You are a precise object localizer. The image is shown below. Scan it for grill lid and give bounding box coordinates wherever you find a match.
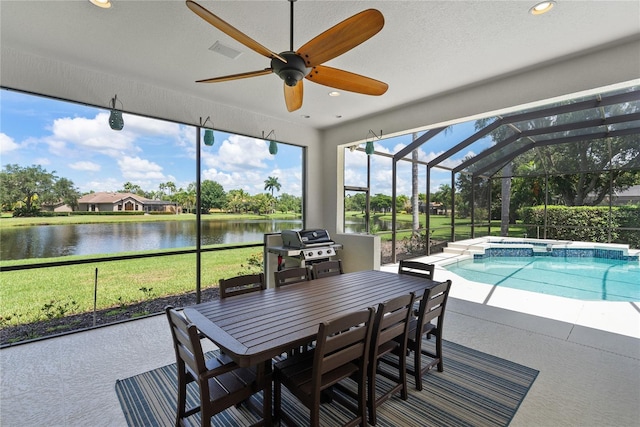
[281,229,333,248]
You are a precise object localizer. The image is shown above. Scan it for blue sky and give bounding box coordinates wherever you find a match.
[1,89,488,198]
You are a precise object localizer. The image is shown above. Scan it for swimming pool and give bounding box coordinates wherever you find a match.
[445,256,640,302]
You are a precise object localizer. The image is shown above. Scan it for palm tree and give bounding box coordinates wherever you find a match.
[264,176,281,197]
[264,176,281,214]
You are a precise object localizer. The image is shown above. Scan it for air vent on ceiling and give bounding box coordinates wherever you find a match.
[208,41,242,59]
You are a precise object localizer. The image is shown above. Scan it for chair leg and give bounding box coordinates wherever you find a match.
[400,349,408,400]
[273,377,281,423]
[367,362,377,425]
[175,369,187,427]
[357,372,367,427]
[414,342,423,391]
[436,333,444,372]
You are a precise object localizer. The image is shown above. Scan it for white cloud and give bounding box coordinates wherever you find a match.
[0,133,19,154]
[118,156,165,180]
[204,134,271,172]
[82,177,121,193]
[34,157,51,166]
[69,161,101,171]
[46,113,137,158]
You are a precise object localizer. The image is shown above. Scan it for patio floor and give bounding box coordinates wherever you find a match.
[1,262,639,426]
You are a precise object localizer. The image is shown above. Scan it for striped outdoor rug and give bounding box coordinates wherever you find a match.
[115,339,538,426]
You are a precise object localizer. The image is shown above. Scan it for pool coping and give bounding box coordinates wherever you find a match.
[381,237,640,341]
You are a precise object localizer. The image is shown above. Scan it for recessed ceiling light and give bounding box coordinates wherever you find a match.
[89,0,112,8]
[530,1,555,15]
[328,91,340,97]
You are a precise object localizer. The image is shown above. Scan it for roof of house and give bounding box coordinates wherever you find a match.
[77,192,150,204]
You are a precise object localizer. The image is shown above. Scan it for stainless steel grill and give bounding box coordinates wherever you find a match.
[267,229,342,264]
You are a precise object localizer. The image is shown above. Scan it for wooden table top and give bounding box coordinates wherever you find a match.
[184,270,436,367]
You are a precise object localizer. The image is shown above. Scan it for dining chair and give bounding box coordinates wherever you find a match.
[311,259,343,279]
[274,266,310,287]
[165,306,267,427]
[397,259,435,280]
[400,280,452,391]
[366,292,416,425]
[219,272,265,298]
[273,307,376,427]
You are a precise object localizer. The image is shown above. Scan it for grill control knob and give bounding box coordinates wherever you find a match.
[326,249,333,255]
[307,251,314,257]
[317,250,323,256]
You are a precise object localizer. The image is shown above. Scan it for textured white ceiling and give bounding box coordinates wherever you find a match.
[2,0,639,129]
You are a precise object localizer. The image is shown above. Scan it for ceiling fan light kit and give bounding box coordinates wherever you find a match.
[89,0,112,9]
[185,0,388,112]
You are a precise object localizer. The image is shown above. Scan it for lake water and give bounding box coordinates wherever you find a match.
[1,219,304,260]
[1,216,416,261]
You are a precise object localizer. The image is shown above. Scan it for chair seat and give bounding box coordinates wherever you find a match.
[275,352,360,396]
[406,319,436,340]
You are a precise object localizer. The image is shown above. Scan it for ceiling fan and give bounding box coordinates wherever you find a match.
[186,0,388,112]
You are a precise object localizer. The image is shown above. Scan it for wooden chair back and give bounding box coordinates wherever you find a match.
[407,280,452,390]
[165,306,266,425]
[313,307,374,381]
[273,307,375,427]
[219,272,265,298]
[311,259,343,279]
[274,267,310,287]
[416,279,451,331]
[398,259,435,280]
[366,292,416,424]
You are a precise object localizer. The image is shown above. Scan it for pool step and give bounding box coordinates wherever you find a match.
[443,241,485,256]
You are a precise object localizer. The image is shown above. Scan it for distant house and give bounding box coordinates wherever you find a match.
[40,200,74,213]
[76,192,180,214]
[612,185,640,205]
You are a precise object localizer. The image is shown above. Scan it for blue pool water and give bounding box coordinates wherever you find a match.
[445,256,640,301]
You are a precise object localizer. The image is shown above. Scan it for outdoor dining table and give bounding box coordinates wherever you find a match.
[184,269,437,367]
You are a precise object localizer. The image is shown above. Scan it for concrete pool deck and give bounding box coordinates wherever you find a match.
[381,237,640,353]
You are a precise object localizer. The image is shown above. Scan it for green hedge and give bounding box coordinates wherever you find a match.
[521,205,640,248]
[70,211,145,216]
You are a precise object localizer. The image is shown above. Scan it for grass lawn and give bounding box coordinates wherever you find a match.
[345,211,527,241]
[0,246,261,327]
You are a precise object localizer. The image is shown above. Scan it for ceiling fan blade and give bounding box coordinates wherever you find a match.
[284,81,303,112]
[186,0,286,63]
[296,9,384,67]
[306,65,388,95]
[196,68,273,83]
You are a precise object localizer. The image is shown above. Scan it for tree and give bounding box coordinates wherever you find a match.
[0,164,79,215]
[200,180,226,212]
[54,177,81,211]
[432,184,451,215]
[226,189,251,213]
[121,181,144,196]
[248,193,271,215]
[370,193,392,213]
[264,176,281,214]
[264,176,281,197]
[276,193,301,214]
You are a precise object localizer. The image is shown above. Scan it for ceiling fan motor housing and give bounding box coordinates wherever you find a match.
[272,51,311,86]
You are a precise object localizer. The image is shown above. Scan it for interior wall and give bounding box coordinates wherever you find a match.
[319,37,640,235]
